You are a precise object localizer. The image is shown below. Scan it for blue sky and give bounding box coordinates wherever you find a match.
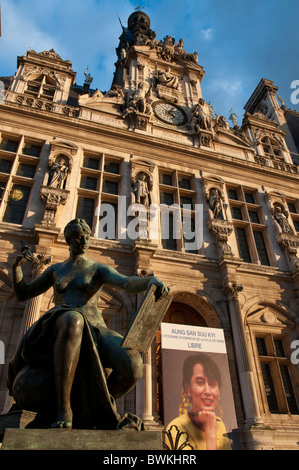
[0,0,298,123]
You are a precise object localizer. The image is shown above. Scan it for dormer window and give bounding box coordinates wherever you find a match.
[261,136,283,160]
[25,74,56,102]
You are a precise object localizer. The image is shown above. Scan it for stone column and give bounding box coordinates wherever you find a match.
[224,282,262,425]
[142,348,155,427]
[18,254,52,338]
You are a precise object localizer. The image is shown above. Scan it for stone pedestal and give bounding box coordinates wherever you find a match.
[0,410,162,451]
[1,428,162,451]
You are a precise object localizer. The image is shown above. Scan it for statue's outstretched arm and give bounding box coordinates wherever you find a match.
[98,264,169,299]
[12,254,55,301]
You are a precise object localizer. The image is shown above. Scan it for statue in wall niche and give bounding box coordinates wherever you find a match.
[208,188,227,221]
[8,218,170,430]
[273,204,293,234]
[133,172,151,206]
[48,157,68,189]
[190,98,212,132]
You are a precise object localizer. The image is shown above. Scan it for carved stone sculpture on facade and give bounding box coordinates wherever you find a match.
[266,192,299,271]
[208,188,228,221]
[191,98,212,131]
[122,83,153,130]
[156,67,179,89]
[48,158,68,189]
[203,178,233,257]
[133,173,151,206]
[190,98,213,148]
[273,204,293,234]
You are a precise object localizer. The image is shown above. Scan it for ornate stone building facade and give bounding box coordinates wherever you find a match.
[0,11,298,449]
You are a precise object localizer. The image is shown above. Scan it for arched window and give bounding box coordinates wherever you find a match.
[261,136,283,160]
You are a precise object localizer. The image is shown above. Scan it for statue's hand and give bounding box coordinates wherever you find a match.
[13,253,29,268]
[148,276,170,300]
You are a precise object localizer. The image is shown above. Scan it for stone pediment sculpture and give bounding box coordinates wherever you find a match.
[8,218,171,430]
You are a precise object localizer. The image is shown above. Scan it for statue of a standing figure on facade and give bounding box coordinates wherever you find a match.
[133,173,150,206]
[48,158,68,189]
[209,188,227,221]
[190,98,212,133]
[8,218,169,430]
[273,204,293,234]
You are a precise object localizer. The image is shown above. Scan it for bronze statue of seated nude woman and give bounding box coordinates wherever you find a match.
[8,218,169,430]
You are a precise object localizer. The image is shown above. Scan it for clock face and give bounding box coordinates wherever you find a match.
[153,101,187,126]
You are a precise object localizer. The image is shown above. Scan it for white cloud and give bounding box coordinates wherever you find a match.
[201,28,213,41]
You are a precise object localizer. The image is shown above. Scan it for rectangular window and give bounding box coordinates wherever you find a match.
[256,333,299,415]
[245,192,255,204]
[228,188,238,200]
[159,173,173,186]
[248,210,260,224]
[0,138,19,153]
[232,207,243,220]
[228,186,271,266]
[83,155,100,170]
[22,143,42,157]
[161,213,177,251]
[256,337,268,356]
[236,227,251,262]
[77,153,123,236]
[160,192,174,206]
[260,363,280,413]
[102,180,119,195]
[3,185,31,224]
[16,163,36,178]
[159,169,197,253]
[104,161,120,175]
[0,158,13,173]
[279,365,299,414]
[253,231,270,266]
[80,175,98,191]
[287,202,297,214]
[178,177,192,190]
[180,195,194,210]
[76,197,95,230]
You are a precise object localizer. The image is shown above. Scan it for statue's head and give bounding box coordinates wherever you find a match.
[64,218,91,245]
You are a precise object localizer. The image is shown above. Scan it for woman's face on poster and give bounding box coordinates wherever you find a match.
[185,363,221,413]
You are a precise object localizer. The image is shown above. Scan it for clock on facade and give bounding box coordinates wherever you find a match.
[153,101,187,126]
